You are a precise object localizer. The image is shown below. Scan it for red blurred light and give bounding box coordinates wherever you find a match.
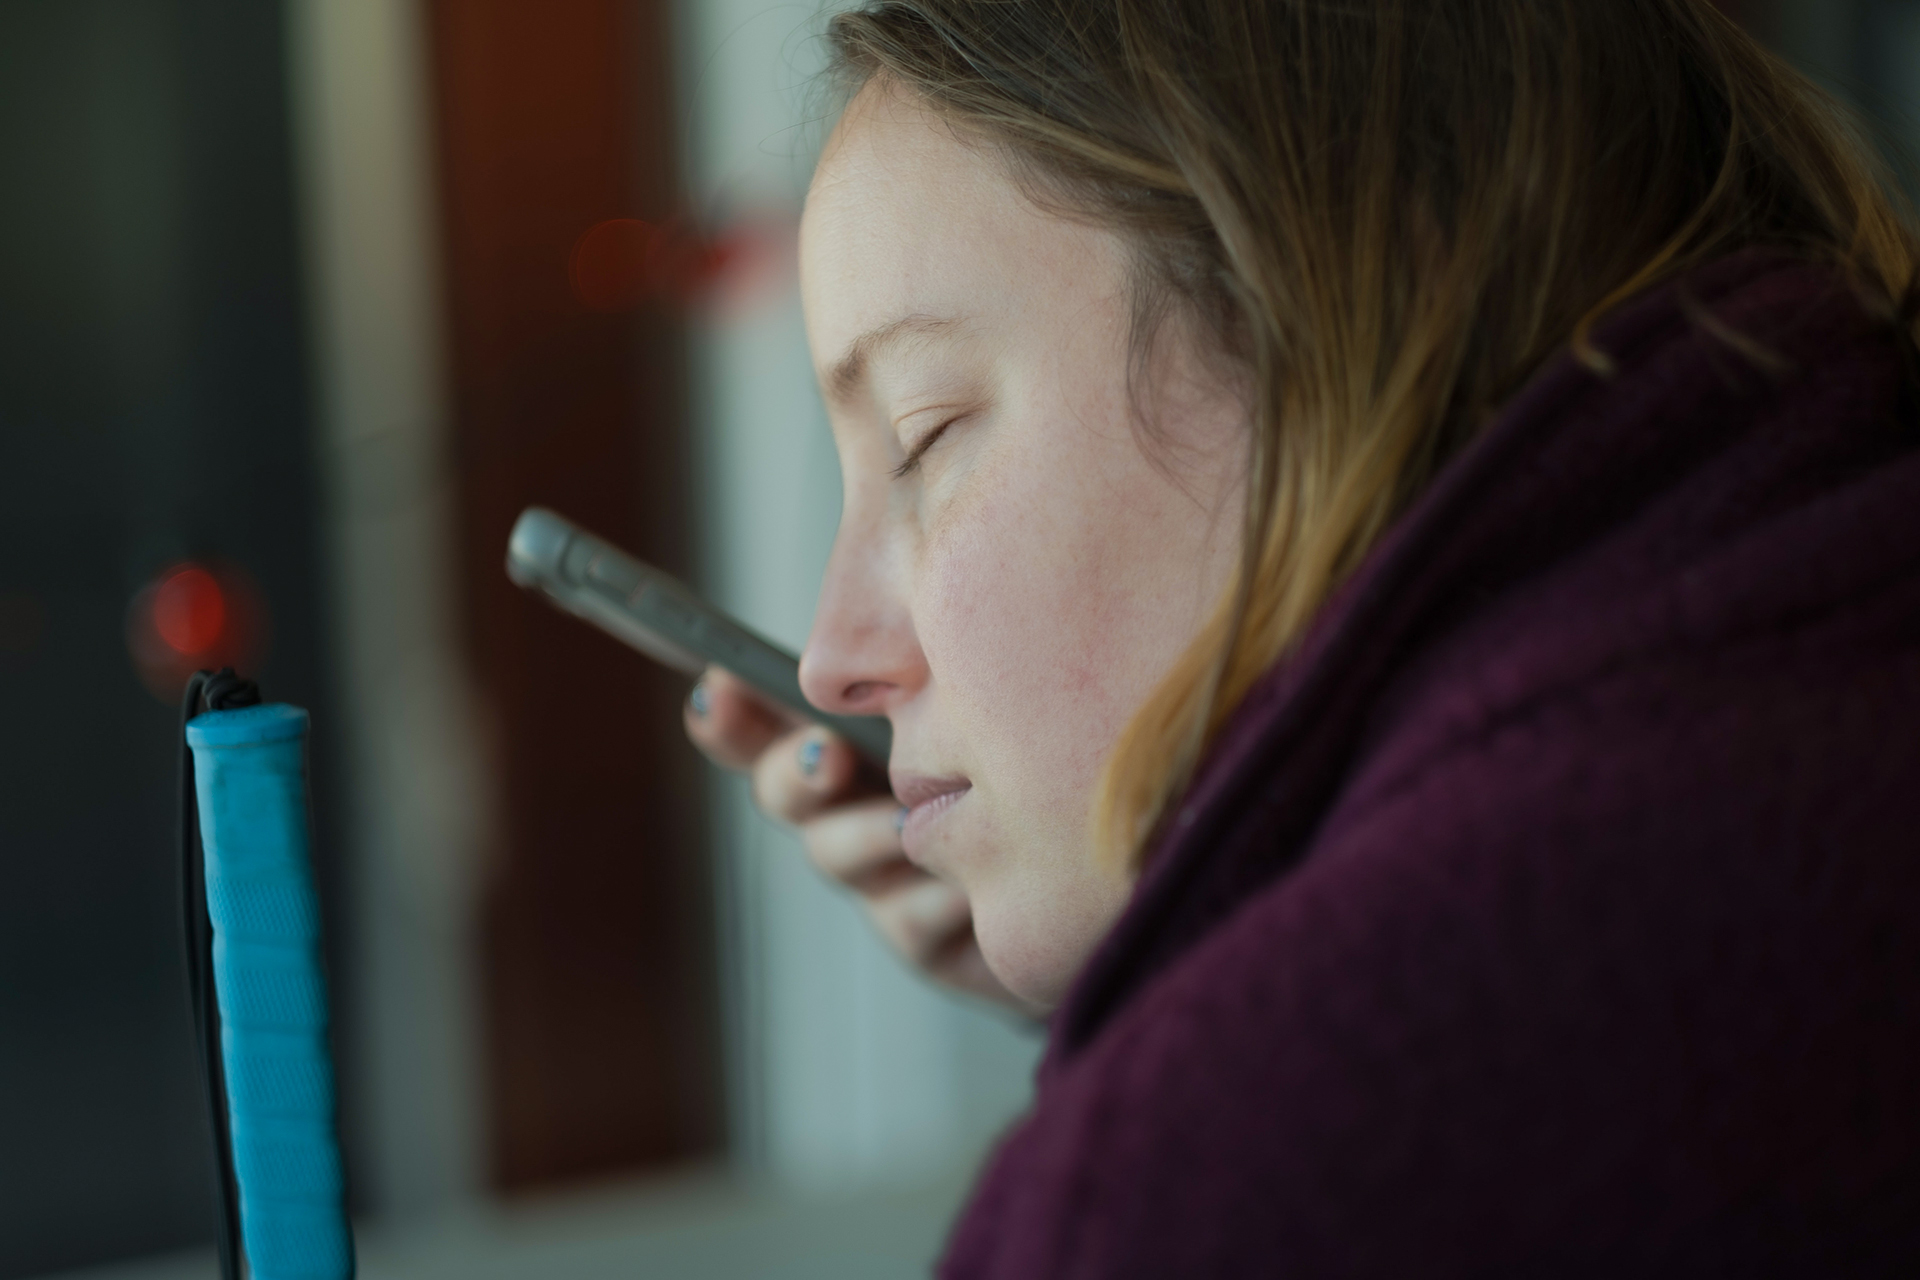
[152,566,227,655]
[569,214,787,314]
[125,559,266,703]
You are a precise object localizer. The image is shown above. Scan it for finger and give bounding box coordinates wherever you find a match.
[866,877,975,969]
[684,666,801,771]
[799,798,914,887]
[751,725,874,824]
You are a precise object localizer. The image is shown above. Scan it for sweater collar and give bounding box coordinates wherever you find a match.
[1049,250,1893,1063]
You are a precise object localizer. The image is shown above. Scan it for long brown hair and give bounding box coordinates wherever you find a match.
[825,0,1920,870]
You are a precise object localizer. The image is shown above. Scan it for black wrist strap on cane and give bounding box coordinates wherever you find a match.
[180,667,260,1280]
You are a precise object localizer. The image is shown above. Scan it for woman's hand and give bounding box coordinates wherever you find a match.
[684,666,1031,1011]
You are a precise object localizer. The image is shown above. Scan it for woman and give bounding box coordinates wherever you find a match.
[688,0,1920,1271]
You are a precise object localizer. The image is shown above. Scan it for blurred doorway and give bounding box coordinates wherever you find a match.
[424,0,723,1192]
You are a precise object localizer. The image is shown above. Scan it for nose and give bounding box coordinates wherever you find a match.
[799,520,923,718]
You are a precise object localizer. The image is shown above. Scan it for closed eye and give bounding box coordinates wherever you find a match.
[890,416,961,479]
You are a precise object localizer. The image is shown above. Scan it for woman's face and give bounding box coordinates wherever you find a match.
[798,85,1247,1009]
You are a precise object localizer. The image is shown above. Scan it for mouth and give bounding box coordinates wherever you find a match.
[891,772,972,862]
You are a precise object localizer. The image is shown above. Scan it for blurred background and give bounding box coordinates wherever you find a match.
[0,1,1915,1277]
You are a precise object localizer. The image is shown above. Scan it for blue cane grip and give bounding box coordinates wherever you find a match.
[186,704,354,1280]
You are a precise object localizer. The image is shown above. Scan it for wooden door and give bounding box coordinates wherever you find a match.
[426,0,722,1191]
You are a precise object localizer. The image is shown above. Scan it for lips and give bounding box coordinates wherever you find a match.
[891,771,972,861]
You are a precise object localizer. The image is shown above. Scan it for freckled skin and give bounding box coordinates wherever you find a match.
[797,84,1249,1009]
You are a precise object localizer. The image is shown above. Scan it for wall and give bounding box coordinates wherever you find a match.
[285,0,490,1220]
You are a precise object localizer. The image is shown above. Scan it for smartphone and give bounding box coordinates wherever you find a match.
[506,506,892,765]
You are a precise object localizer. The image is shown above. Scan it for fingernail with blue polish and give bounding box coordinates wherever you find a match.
[689,683,710,717]
[798,737,823,777]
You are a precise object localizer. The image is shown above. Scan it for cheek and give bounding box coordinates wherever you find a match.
[915,442,1193,824]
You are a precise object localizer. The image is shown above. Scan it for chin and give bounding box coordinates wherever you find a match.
[970,889,1089,1013]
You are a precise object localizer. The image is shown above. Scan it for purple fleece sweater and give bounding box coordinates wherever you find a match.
[942,253,1920,1277]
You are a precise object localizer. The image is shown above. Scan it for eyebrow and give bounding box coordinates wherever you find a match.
[825,314,965,404]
